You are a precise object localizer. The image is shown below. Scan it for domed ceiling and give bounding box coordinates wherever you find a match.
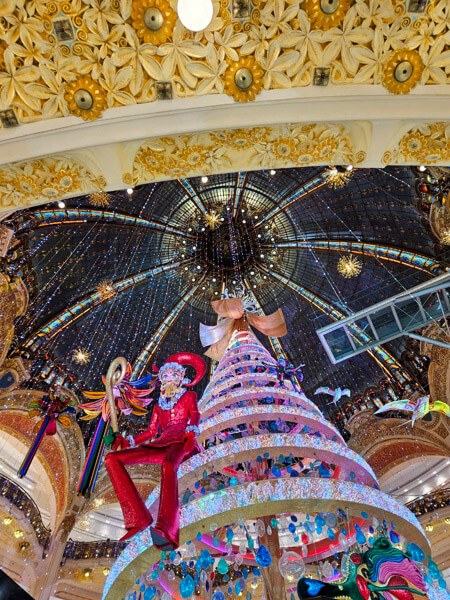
[5,166,446,415]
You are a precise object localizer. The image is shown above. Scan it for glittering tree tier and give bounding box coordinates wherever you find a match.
[103,328,432,600]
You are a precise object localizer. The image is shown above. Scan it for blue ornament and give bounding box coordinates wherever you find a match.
[408,542,425,563]
[213,537,220,547]
[316,526,322,535]
[151,570,159,580]
[361,511,368,519]
[235,582,241,595]
[141,585,146,592]
[272,466,281,477]
[217,558,228,575]
[389,530,400,544]
[255,545,272,567]
[356,529,366,545]
[180,574,195,599]
[288,523,296,534]
[257,456,262,463]
[327,528,335,541]
[212,592,225,600]
[226,528,234,540]
[144,587,156,600]
[230,476,238,486]
[438,578,447,589]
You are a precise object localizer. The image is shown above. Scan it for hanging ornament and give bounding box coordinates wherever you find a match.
[218,558,229,575]
[255,519,265,537]
[278,551,305,582]
[325,513,338,528]
[180,574,195,599]
[255,545,272,567]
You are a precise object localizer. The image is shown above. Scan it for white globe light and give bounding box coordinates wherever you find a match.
[177,0,213,31]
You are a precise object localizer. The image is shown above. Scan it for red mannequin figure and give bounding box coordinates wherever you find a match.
[105,352,206,550]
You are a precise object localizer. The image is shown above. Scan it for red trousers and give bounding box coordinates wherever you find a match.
[105,442,187,547]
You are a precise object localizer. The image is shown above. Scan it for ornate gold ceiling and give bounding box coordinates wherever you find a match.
[0,0,448,125]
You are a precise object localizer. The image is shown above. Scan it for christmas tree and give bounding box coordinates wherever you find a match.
[104,325,442,600]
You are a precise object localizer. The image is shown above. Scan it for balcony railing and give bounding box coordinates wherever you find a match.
[406,488,450,516]
[63,539,128,560]
[0,475,51,549]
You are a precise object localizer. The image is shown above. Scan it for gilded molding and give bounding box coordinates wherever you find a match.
[0,154,106,210]
[129,122,362,184]
[383,121,450,165]
[0,0,448,126]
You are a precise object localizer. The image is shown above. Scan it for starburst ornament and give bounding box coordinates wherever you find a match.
[73,348,91,365]
[97,280,116,298]
[337,255,362,278]
[205,211,222,229]
[88,191,110,207]
[325,167,352,189]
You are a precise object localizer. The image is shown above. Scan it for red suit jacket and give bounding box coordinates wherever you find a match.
[133,390,201,455]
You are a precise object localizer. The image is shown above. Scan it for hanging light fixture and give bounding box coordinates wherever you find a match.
[177,0,213,31]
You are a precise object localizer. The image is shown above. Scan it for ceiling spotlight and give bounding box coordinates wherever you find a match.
[232,280,236,284]
[201,176,209,184]
[242,220,246,223]
[269,169,276,175]
[188,227,192,232]
[212,278,216,282]
[57,201,66,208]
[419,165,426,172]
[201,227,205,231]
[253,285,257,288]
[202,286,206,290]
[177,0,213,31]
[250,271,255,275]
[214,291,218,295]
[260,254,264,258]
[257,234,261,238]
[254,215,259,219]
[346,165,353,171]
[127,188,133,194]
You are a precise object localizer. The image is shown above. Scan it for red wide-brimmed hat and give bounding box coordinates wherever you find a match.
[158,353,206,387]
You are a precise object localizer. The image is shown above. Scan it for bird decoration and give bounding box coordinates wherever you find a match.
[315,387,351,405]
[261,358,305,393]
[374,395,449,427]
[18,389,77,478]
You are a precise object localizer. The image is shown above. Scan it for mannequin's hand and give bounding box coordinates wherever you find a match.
[112,434,130,451]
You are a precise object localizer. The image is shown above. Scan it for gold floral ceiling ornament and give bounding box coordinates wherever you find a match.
[303,0,351,30]
[88,191,110,207]
[131,0,176,44]
[337,254,362,278]
[441,228,450,245]
[65,76,108,121]
[382,49,424,95]
[224,56,264,102]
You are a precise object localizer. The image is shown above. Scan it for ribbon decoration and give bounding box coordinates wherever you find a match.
[200,297,287,361]
[18,390,77,478]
